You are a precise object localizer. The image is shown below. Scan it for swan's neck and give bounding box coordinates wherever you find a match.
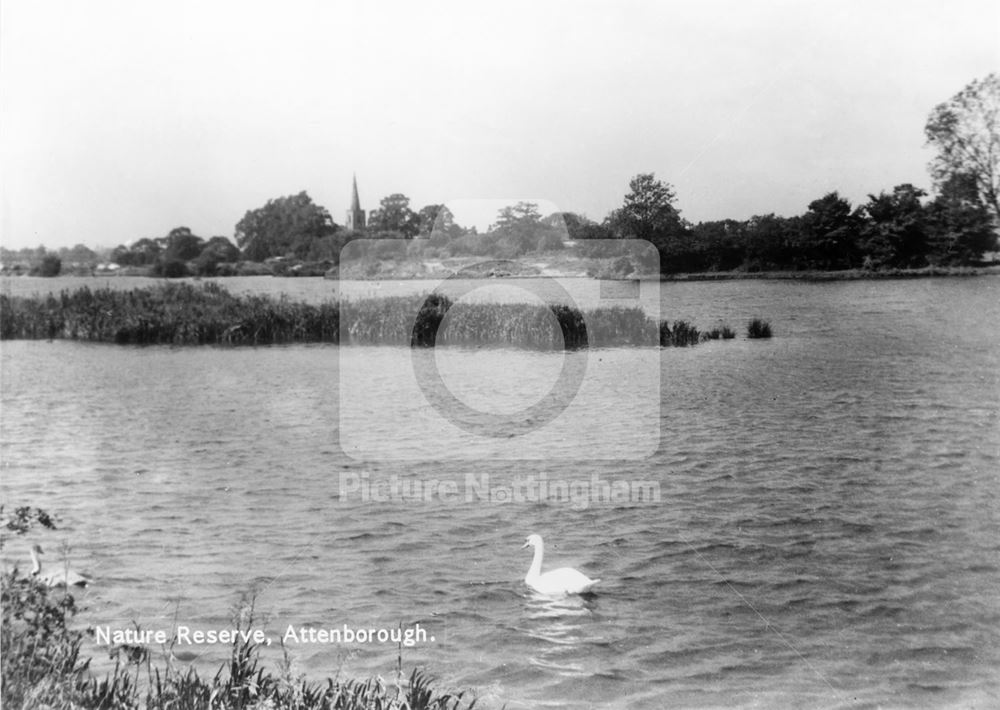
[29,549,41,576]
[526,543,544,580]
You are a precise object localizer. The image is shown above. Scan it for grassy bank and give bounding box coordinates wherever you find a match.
[0,283,756,348]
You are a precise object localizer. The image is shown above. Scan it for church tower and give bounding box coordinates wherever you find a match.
[345,174,366,231]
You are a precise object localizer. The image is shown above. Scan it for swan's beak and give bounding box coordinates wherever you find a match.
[521,540,530,549]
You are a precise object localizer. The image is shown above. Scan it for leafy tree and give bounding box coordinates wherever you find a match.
[798,192,862,269]
[491,201,543,231]
[566,214,614,246]
[491,202,542,252]
[57,244,97,265]
[201,236,240,262]
[162,227,205,262]
[31,253,62,277]
[860,184,929,268]
[936,171,981,204]
[545,211,580,236]
[925,73,1000,222]
[925,176,997,264]
[417,204,445,236]
[417,204,467,246]
[122,238,162,266]
[690,219,745,271]
[193,236,241,275]
[544,212,612,242]
[368,193,419,237]
[109,245,133,266]
[110,241,153,267]
[608,173,686,243]
[235,191,337,261]
[743,214,797,271]
[490,201,561,254]
[607,173,691,271]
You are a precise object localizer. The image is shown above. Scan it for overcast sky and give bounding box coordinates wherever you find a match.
[1,0,997,250]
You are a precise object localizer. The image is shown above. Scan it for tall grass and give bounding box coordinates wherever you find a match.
[0,283,757,349]
[0,569,476,710]
[747,318,773,338]
[658,320,700,347]
[0,282,340,345]
[700,325,736,341]
[1,506,476,709]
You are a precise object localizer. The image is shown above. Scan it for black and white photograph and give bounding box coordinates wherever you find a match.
[1,1,998,708]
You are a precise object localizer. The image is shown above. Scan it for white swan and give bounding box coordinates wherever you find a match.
[522,534,599,595]
[30,544,91,588]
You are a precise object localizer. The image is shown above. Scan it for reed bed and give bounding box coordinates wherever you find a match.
[747,318,773,338]
[659,320,701,347]
[0,283,755,349]
[0,282,339,345]
[701,325,736,341]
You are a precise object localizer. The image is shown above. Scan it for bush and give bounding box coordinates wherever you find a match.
[234,261,274,276]
[152,259,189,278]
[611,256,634,276]
[31,254,62,277]
[536,231,566,251]
[193,252,221,276]
[0,570,106,709]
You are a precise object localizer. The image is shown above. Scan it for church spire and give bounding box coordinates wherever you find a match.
[346,174,365,231]
[350,174,361,211]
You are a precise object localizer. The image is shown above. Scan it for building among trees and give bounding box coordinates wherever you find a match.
[345,174,366,231]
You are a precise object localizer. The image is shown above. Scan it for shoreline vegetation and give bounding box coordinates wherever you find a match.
[3,171,998,285]
[1,509,475,710]
[1,571,475,710]
[4,77,999,283]
[3,252,999,283]
[0,283,772,348]
[658,263,1000,281]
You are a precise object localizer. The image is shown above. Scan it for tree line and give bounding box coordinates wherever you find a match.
[5,73,997,276]
[573,173,995,273]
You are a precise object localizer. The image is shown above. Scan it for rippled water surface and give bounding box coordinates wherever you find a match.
[2,276,999,708]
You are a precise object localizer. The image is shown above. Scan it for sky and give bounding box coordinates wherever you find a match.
[1,0,997,250]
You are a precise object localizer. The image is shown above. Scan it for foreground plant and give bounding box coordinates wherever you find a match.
[1,568,477,709]
[0,509,476,709]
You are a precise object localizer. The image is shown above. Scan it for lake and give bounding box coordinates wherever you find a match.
[1,274,998,708]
